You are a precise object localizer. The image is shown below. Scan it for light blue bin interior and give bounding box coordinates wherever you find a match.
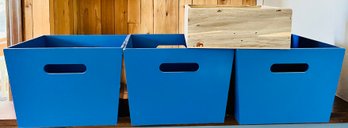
[235,35,346,124]
[4,35,127,127]
[124,34,234,126]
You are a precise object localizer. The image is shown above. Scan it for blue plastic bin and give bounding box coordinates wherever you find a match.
[124,34,234,126]
[235,35,345,124]
[4,35,127,127]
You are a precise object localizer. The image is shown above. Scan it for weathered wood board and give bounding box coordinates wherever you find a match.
[185,5,292,49]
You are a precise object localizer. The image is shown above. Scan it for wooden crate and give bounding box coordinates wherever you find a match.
[185,5,292,49]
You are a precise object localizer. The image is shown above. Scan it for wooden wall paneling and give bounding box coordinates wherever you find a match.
[154,0,179,34]
[127,0,141,33]
[231,0,243,6]
[50,0,75,34]
[22,0,33,40]
[179,0,192,33]
[22,0,257,37]
[32,0,50,37]
[49,0,54,34]
[218,0,231,5]
[115,0,128,34]
[218,0,243,6]
[192,0,217,5]
[101,0,115,34]
[76,0,102,34]
[140,0,154,34]
[242,0,256,6]
[72,0,78,34]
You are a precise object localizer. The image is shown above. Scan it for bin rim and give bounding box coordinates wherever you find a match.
[7,35,128,49]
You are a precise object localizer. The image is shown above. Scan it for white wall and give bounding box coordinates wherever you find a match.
[334,0,348,101]
[261,0,335,44]
[261,0,348,101]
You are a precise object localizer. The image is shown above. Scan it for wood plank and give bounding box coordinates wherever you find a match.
[72,0,78,34]
[128,23,140,34]
[76,0,102,34]
[50,0,74,34]
[218,0,243,6]
[32,0,50,37]
[115,0,128,34]
[242,0,256,6]
[154,0,179,34]
[101,0,115,34]
[179,0,192,33]
[192,0,217,5]
[22,0,33,40]
[186,6,292,49]
[0,120,16,127]
[218,0,230,5]
[231,0,243,6]
[127,0,141,33]
[140,0,154,34]
[49,0,54,34]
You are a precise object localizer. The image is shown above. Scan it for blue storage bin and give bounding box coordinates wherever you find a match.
[4,35,127,127]
[124,34,234,126]
[235,35,345,124]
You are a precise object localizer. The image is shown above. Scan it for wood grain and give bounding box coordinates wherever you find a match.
[192,0,217,5]
[179,0,193,33]
[50,0,74,34]
[20,0,256,101]
[22,0,255,36]
[23,0,33,40]
[186,6,292,49]
[128,0,141,33]
[115,0,128,34]
[140,0,154,34]
[76,0,102,34]
[154,0,179,34]
[101,0,115,34]
[243,0,256,6]
[218,0,243,6]
[32,0,50,37]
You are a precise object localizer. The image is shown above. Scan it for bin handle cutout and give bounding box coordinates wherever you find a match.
[160,63,199,72]
[44,64,87,74]
[270,63,308,73]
